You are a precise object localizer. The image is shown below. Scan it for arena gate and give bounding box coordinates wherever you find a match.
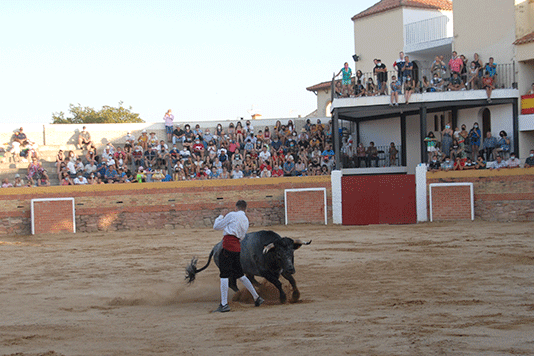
[340,173,416,225]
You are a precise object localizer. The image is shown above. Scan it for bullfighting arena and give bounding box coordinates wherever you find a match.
[1,221,533,356]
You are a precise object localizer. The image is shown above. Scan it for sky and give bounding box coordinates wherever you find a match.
[0,0,377,125]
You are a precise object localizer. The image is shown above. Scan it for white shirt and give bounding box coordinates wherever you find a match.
[213,210,249,240]
[74,176,88,185]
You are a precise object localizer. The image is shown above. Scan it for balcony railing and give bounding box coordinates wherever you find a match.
[331,62,517,99]
[404,15,450,47]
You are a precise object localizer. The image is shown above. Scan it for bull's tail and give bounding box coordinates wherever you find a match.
[185,249,214,284]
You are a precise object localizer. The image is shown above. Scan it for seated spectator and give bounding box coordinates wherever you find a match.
[482,71,495,102]
[506,152,521,168]
[2,178,14,188]
[490,155,508,170]
[172,125,185,146]
[467,61,481,89]
[271,164,283,177]
[420,76,430,93]
[137,129,149,151]
[132,145,144,168]
[430,73,444,92]
[428,155,441,171]
[152,168,165,182]
[524,149,534,168]
[485,57,497,80]
[135,167,146,183]
[453,156,464,170]
[144,146,158,168]
[74,172,88,185]
[390,75,401,106]
[464,158,476,170]
[366,142,379,167]
[448,72,465,91]
[148,132,159,147]
[475,156,487,169]
[231,165,244,179]
[356,143,366,167]
[283,155,295,176]
[27,157,42,183]
[13,174,25,187]
[61,172,74,186]
[13,127,31,147]
[492,131,510,159]
[482,131,497,161]
[104,162,118,183]
[366,78,377,96]
[404,75,415,104]
[294,159,306,176]
[441,156,453,171]
[527,83,534,96]
[353,80,366,97]
[321,144,334,161]
[84,159,97,177]
[124,130,135,147]
[78,126,93,149]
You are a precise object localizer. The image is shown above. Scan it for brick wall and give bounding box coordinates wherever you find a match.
[429,185,472,221]
[427,168,534,222]
[286,189,326,224]
[0,176,331,236]
[32,199,75,234]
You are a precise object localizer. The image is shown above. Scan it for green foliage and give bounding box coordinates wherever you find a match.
[51,102,144,124]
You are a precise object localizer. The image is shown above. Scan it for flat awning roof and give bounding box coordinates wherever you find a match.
[332,89,519,122]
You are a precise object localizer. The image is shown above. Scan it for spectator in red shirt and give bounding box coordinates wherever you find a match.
[448,51,464,74]
[272,164,283,177]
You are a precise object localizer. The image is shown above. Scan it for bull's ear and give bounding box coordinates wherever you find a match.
[263,243,275,254]
[293,239,312,250]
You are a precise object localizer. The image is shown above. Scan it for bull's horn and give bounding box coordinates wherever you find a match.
[263,243,275,254]
[294,239,312,245]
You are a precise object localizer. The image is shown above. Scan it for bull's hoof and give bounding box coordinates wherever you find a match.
[290,290,300,303]
[280,294,287,304]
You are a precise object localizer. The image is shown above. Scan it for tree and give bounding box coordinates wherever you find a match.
[51,102,145,124]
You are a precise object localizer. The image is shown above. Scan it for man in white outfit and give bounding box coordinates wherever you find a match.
[212,200,264,312]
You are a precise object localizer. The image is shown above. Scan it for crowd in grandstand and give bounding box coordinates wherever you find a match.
[335,51,500,103]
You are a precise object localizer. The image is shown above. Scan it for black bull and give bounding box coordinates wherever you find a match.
[185,230,311,303]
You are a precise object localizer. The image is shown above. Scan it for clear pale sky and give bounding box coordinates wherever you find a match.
[0,0,377,125]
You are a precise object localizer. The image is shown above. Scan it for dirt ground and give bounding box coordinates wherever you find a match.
[1,221,534,356]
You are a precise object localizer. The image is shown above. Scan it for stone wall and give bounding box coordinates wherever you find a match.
[427,168,534,222]
[0,176,331,236]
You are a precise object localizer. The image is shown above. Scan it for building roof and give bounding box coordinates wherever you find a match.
[306,80,332,92]
[514,31,534,45]
[352,0,452,21]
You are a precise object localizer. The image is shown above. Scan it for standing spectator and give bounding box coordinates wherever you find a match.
[163,109,174,142]
[468,123,481,160]
[78,126,93,150]
[373,59,388,95]
[492,130,510,159]
[482,131,497,161]
[388,142,398,166]
[402,55,413,84]
[506,153,521,168]
[431,56,446,78]
[390,75,401,106]
[448,51,464,75]
[424,132,438,162]
[366,142,379,167]
[467,61,481,89]
[524,149,534,168]
[335,62,352,98]
[441,123,453,158]
[482,71,495,102]
[459,54,468,83]
[393,51,405,82]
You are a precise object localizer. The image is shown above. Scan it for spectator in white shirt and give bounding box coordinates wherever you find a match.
[506,153,521,168]
[73,173,88,185]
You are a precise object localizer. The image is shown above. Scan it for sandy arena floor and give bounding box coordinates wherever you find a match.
[1,221,534,356]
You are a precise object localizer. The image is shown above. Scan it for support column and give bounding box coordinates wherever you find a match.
[400,113,407,166]
[332,110,341,169]
[513,98,519,157]
[451,107,458,129]
[420,105,427,163]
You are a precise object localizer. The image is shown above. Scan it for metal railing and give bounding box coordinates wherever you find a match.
[332,62,517,98]
[404,15,450,46]
[341,144,402,168]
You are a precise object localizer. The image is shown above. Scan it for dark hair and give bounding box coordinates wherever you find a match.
[236,200,247,210]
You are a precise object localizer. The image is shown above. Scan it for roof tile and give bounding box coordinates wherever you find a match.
[352,0,452,21]
[514,31,534,45]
